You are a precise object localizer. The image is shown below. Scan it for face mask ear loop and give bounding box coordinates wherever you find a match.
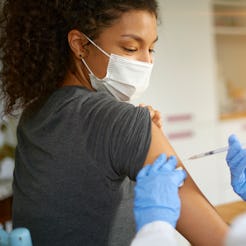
[81,57,95,76]
[83,34,110,58]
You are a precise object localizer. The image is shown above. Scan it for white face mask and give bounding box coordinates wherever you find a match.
[81,35,153,101]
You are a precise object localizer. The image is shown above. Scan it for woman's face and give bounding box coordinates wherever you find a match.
[83,10,158,79]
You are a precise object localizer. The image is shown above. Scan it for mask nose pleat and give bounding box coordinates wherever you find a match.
[107,54,153,86]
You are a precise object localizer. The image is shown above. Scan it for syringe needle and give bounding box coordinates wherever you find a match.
[187,143,246,160]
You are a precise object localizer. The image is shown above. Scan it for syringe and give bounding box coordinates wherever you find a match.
[187,143,246,160]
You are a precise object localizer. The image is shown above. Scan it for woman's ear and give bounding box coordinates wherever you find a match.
[68,30,89,59]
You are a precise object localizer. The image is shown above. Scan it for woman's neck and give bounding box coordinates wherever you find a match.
[61,69,94,90]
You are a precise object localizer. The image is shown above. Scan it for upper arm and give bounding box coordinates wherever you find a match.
[84,95,151,181]
[144,122,229,245]
[143,122,179,166]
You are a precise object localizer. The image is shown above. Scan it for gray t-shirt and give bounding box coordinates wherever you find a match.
[13,86,151,246]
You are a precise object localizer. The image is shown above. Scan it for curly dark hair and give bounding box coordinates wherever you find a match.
[0,0,159,115]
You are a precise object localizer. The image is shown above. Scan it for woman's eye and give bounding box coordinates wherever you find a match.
[123,47,137,52]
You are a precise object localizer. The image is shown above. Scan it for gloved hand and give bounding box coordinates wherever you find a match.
[0,228,8,246]
[134,154,187,231]
[0,228,32,246]
[226,134,246,201]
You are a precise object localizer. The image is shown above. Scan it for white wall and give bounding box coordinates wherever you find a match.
[134,0,218,123]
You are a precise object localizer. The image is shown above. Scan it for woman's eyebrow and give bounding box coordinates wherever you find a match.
[120,34,158,44]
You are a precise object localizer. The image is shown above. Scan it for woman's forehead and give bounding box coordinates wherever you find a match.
[98,10,157,43]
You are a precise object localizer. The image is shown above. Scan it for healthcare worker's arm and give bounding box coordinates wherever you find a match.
[226,134,246,200]
[143,123,229,246]
[131,154,186,246]
[224,213,246,246]
[224,135,246,246]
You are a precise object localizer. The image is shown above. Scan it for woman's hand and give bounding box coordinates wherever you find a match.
[139,104,162,129]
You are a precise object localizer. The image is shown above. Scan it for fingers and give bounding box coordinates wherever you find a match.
[136,164,151,180]
[139,104,152,119]
[150,154,167,173]
[148,155,177,175]
[158,156,186,187]
[139,104,162,129]
[137,154,185,189]
[145,105,155,119]
[173,169,187,187]
[137,154,167,180]
[227,135,242,163]
[160,156,177,172]
[152,110,162,128]
[228,149,246,170]
[228,134,240,146]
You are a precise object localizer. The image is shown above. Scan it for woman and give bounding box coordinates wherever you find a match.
[0,1,228,246]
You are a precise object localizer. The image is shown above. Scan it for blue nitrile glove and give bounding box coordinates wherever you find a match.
[0,228,32,246]
[9,228,33,246]
[226,134,246,201]
[0,228,8,246]
[134,154,187,231]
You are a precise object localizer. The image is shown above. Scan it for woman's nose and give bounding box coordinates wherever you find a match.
[138,51,153,64]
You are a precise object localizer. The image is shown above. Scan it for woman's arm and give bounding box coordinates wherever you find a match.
[144,122,228,246]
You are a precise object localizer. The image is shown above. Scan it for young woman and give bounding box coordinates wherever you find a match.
[0,1,228,245]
